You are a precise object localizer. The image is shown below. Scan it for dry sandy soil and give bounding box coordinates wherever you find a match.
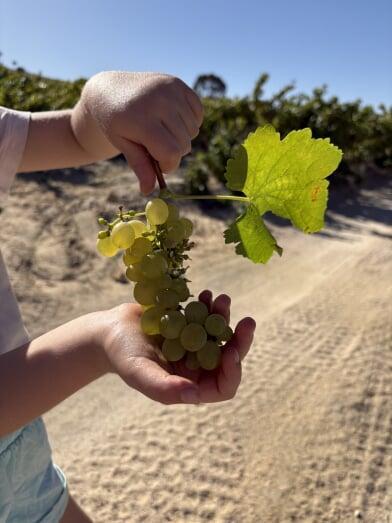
[1,163,391,522]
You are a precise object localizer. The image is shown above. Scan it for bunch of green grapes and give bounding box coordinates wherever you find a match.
[96,198,233,370]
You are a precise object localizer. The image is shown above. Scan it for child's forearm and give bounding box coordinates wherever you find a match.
[0,313,109,437]
[18,105,118,173]
[18,71,204,193]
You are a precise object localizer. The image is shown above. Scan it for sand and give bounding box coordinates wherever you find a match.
[1,163,391,522]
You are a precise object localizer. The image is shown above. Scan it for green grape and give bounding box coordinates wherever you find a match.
[180,218,193,238]
[141,306,165,335]
[197,341,221,370]
[154,273,172,290]
[97,230,109,240]
[205,313,227,337]
[166,203,180,223]
[185,352,200,370]
[166,220,186,245]
[171,278,190,301]
[184,301,209,324]
[159,311,186,339]
[156,289,180,309]
[141,253,168,279]
[133,281,158,305]
[129,219,147,238]
[126,263,144,282]
[145,198,169,225]
[123,249,140,266]
[162,338,185,362]
[131,237,153,258]
[217,325,234,343]
[96,236,118,257]
[180,323,207,352]
[111,221,136,249]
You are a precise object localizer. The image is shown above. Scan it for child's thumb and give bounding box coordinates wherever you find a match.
[125,358,200,405]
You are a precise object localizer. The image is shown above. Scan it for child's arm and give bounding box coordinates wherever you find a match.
[0,310,108,436]
[18,71,203,193]
[0,297,255,437]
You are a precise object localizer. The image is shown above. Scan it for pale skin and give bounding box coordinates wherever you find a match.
[2,71,256,522]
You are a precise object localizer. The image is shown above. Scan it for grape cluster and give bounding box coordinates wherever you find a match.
[96,198,233,370]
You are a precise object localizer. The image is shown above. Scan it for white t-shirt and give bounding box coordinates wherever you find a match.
[0,107,31,354]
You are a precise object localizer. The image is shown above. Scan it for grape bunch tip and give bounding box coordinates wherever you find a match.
[96,197,233,371]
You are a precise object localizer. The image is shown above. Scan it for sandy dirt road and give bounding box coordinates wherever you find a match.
[2,165,391,522]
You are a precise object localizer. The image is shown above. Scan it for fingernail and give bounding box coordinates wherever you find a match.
[233,349,240,364]
[181,387,200,404]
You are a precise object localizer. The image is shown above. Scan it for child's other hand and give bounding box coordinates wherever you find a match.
[100,292,255,405]
[80,71,203,194]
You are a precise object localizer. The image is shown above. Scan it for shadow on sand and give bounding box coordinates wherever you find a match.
[251,172,392,241]
[17,164,391,240]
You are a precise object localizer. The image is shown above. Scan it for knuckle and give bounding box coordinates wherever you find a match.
[168,75,183,89]
[158,74,182,93]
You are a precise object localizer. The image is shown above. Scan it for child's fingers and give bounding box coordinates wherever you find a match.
[226,317,256,361]
[127,357,199,405]
[216,345,242,400]
[212,294,231,323]
[178,104,200,139]
[161,113,192,156]
[198,291,231,322]
[198,290,213,311]
[182,84,204,126]
[140,123,182,174]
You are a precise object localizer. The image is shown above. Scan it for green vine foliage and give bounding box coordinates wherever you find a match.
[1,64,390,192]
[0,63,85,111]
[187,75,391,193]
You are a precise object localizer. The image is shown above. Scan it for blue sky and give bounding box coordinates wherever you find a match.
[0,0,391,107]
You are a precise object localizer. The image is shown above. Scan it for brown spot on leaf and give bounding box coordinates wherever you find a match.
[311,185,321,202]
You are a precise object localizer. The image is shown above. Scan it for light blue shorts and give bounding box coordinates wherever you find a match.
[0,417,68,523]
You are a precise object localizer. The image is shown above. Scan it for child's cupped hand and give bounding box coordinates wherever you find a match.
[79,71,204,194]
[99,291,256,405]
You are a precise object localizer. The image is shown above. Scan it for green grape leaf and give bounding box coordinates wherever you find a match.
[224,204,282,264]
[224,125,342,263]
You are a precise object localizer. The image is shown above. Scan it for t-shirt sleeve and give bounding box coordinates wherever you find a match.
[0,106,31,204]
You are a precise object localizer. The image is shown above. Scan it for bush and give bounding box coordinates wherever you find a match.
[0,64,85,111]
[189,74,391,192]
[1,63,390,192]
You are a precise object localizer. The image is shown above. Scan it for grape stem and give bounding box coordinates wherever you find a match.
[170,194,250,203]
[108,211,146,229]
[151,155,248,203]
[152,159,167,189]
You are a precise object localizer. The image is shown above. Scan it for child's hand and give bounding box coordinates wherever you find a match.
[77,71,204,194]
[101,292,256,405]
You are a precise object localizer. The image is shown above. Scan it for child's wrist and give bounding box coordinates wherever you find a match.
[80,311,115,377]
[71,79,119,160]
